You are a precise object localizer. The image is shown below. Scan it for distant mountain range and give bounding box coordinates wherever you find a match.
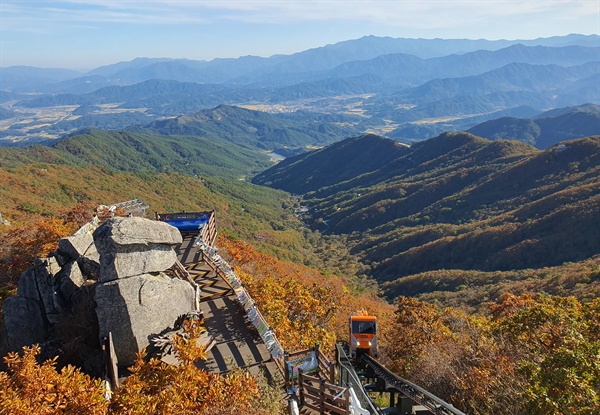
[254,132,600,288]
[1,35,598,146]
[467,104,600,148]
[3,34,597,91]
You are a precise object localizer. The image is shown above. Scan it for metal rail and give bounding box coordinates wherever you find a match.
[336,344,381,415]
[361,355,466,415]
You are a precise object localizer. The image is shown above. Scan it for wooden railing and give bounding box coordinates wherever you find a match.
[200,246,286,361]
[200,249,234,291]
[201,210,217,246]
[298,371,350,415]
[102,332,119,397]
[285,344,335,390]
[316,344,336,384]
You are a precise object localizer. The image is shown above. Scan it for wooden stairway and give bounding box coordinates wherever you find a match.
[185,260,233,301]
[175,232,283,386]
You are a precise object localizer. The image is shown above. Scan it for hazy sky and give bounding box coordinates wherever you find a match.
[1,0,598,70]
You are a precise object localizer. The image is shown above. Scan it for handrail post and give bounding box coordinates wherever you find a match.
[298,369,305,407]
[334,343,340,384]
[284,351,290,389]
[314,342,321,377]
[344,387,351,415]
[319,377,326,414]
[102,332,119,389]
[330,358,336,386]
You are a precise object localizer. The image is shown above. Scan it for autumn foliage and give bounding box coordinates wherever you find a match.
[382,294,600,415]
[0,345,109,415]
[0,218,79,287]
[0,319,282,415]
[0,201,95,295]
[219,236,394,353]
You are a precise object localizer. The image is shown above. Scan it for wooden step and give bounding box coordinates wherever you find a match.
[196,279,223,289]
[200,288,233,301]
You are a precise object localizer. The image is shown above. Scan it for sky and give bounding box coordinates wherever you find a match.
[1,0,599,70]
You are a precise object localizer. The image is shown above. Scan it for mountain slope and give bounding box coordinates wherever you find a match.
[467,104,600,148]
[0,128,272,179]
[257,132,600,286]
[252,134,411,193]
[53,128,272,178]
[137,105,357,153]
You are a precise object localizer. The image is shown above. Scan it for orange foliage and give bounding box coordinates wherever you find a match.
[109,315,274,414]
[110,355,263,415]
[1,319,280,415]
[219,236,394,353]
[0,217,79,286]
[380,296,451,374]
[0,345,108,415]
[383,294,600,415]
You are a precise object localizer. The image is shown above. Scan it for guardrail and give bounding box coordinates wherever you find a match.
[336,344,381,415]
[199,243,285,360]
[284,344,335,390]
[74,215,100,235]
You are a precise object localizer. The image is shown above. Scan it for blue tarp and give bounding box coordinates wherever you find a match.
[161,213,209,231]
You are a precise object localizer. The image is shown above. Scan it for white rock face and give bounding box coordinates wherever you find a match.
[93,217,194,366]
[95,273,195,366]
[93,217,182,282]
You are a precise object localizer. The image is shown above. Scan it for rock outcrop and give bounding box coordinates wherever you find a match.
[93,217,181,282]
[3,248,92,350]
[93,217,192,366]
[3,296,47,350]
[95,273,194,366]
[3,215,193,369]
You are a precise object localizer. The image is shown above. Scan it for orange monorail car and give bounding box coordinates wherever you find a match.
[349,310,378,359]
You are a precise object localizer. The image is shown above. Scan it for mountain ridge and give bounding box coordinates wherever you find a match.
[467,103,600,148]
[3,35,598,92]
[255,132,600,289]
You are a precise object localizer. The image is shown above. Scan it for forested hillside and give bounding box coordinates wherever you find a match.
[136,105,357,154]
[253,134,411,193]
[0,128,273,179]
[467,103,600,148]
[257,132,600,307]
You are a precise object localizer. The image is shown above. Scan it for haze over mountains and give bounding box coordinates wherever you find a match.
[3,34,598,90]
[1,34,598,147]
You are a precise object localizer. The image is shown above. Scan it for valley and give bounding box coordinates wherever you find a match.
[0,102,153,145]
[0,92,457,146]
